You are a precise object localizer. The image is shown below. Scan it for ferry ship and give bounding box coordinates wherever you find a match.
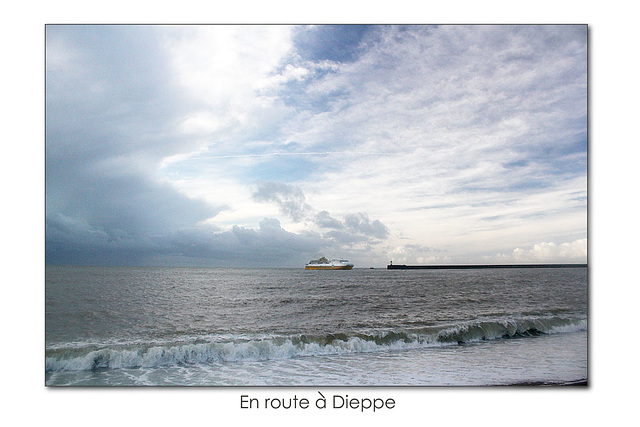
[305,257,354,270]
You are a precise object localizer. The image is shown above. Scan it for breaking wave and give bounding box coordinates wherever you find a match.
[46,315,586,372]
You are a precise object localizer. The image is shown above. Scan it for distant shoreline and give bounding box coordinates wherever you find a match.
[387,264,587,270]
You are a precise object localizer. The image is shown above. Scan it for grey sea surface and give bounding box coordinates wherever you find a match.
[45,266,587,386]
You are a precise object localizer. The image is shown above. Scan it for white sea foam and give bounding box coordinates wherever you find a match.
[45,330,589,386]
[45,315,587,372]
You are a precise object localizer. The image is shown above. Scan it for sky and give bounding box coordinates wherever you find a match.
[45,24,587,267]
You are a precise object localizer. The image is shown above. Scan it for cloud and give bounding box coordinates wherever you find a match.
[507,239,587,263]
[161,25,295,143]
[252,182,312,222]
[275,25,586,261]
[199,218,327,266]
[47,213,330,267]
[253,183,391,246]
[292,25,373,63]
[313,211,390,245]
[388,243,448,264]
[314,210,344,229]
[45,26,224,265]
[46,25,587,267]
[387,239,588,266]
[343,213,389,240]
[45,173,222,265]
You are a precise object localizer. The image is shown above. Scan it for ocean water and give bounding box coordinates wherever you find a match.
[45,266,588,386]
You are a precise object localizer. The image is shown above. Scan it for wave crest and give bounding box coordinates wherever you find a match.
[46,316,586,372]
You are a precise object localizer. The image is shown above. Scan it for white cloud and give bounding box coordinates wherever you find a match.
[497,238,587,263]
[271,25,586,263]
[252,182,312,222]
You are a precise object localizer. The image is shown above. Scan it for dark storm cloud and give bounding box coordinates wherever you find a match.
[46,26,190,162]
[46,26,221,265]
[224,218,325,261]
[47,215,328,267]
[153,218,329,267]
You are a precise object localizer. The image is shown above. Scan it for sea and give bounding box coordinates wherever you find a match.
[45,265,588,386]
